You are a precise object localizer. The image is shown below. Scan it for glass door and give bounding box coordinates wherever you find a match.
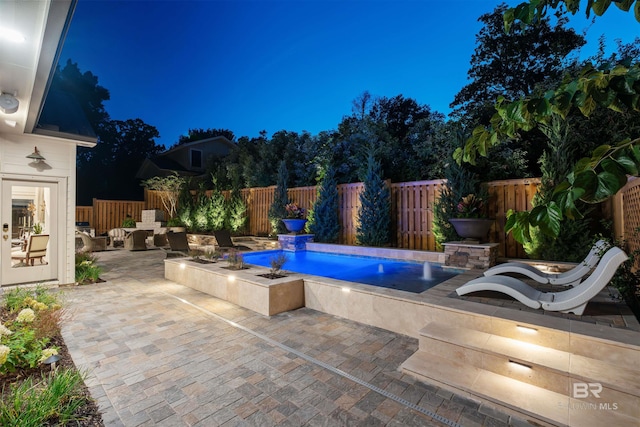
[1,179,58,285]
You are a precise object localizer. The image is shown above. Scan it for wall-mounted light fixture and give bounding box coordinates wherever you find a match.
[0,93,19,114]
[26,147,46,163]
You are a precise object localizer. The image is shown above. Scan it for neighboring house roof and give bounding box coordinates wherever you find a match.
[163,135,236,155]
[135,135,237,180]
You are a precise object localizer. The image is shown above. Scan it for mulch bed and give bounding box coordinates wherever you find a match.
[1,308,104,426]
[257,273,288,279]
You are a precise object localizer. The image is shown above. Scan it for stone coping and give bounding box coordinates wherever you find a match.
[306,242,446,263]
[442,241,500,249]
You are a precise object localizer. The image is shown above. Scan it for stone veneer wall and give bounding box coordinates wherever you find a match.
[442,242,499,270]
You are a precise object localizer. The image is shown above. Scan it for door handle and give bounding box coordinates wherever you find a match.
[2,235,7,241]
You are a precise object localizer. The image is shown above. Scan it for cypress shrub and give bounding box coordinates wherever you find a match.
[267,161,289,236]
[310,165,340,243]
[356,155,390,247]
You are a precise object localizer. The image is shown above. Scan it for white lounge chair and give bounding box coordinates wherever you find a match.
[483,239,609,286]
[456,246,628,315]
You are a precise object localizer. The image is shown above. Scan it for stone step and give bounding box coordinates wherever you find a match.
[401,351,639,426]
[417,322,640,399]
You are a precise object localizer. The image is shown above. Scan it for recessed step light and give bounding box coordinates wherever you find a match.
[509,359,533,369]
[516,325,538,333]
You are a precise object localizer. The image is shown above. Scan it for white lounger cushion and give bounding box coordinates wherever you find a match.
[483,239,609,286]
[457,246,628,315]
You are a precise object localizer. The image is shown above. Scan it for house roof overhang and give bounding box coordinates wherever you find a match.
[0,0,96,147]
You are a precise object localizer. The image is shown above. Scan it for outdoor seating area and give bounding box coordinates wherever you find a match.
[456,246,629,315]
[76,230,107,252]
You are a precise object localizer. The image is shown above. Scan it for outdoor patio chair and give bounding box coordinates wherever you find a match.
[124,230,148,251]
[456,246,628,315]
[483,239,609,286]
[153,231,169,247]
[212,229,251,251]
[11,234,49,266]
[77,231,108,252]
[166,231,190,257]
[108,228,127,248]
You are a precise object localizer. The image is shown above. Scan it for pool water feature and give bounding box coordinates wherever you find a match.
[241,250,458,293]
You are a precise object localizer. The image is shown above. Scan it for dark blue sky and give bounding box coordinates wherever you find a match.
[61,1,638,148]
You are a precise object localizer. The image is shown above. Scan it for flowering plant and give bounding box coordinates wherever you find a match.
[456,194,487,218]
[284,203,306,219]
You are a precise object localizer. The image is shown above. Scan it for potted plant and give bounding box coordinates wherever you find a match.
[282,203,307,234]
[448,193,494,241]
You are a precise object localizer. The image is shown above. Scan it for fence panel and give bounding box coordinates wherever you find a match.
[391,180,445,251]
[99,178,552,257]
[337,182,363,245]
[92,199,145,235]
[144,188,172,220]
[75,206,93,225]
[486,178,541,258]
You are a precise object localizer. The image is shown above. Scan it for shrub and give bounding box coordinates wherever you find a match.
[0,368,88,426]
[226,249,244,269]
[207,177,226,231]
[166,217,183,227]
[75,252,102,284]
[0,327,50,373]
[269,253,288,276]
[310,164,340,243]
[356,154,390,247]
[122,217,136,228]
[0,288,65,375]
[268,161,289,237]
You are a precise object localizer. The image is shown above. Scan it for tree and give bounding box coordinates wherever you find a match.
[50,59,110,132]
[174,128,235,146]
[369,95,441,182]
[503,0,640,30]
[77,118,162,203]
[267,161,289,236]
[458,1,640,245]
[356,155,391,247]
[310,165,340,243]
[451,4,585,124]
[141,173,185,220]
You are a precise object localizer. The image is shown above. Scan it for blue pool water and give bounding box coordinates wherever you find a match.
[241,250,458,293]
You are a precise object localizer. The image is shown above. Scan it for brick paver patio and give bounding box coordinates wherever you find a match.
[61,248,533,426]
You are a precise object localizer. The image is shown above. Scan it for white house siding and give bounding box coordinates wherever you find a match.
[0,133,78,286]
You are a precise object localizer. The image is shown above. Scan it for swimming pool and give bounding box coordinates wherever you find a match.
[240,250,458,293]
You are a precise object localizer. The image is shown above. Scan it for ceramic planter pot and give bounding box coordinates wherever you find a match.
[448,218,494,241]
[282,219,307,234]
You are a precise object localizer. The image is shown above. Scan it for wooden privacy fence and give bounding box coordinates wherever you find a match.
[76,199,145,236]
[79,178,545,257]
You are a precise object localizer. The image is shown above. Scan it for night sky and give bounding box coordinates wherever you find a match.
[60,0,639,148]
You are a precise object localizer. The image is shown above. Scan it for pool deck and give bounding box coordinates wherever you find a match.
[61,248,533,426]
[165,242,640,426]
[60,243,640,426]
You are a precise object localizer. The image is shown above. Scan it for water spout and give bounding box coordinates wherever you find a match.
[378,263,384,274]
[422,262,432,280]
